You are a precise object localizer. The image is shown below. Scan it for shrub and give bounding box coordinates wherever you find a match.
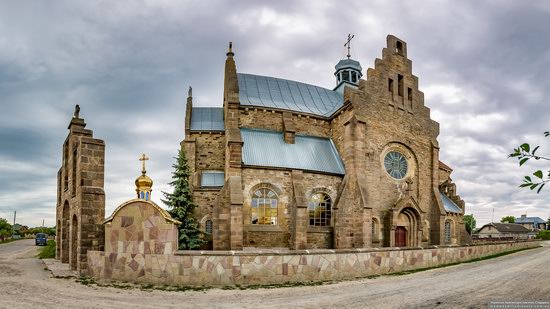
[535,230,550,240]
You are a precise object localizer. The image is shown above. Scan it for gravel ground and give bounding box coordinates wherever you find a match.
[1,239,549,309]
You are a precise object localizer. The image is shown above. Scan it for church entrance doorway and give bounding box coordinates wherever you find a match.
[395,226,407,247]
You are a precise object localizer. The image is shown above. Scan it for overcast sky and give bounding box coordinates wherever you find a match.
[1,0,549,228]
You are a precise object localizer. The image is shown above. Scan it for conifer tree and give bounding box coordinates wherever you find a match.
[162,149,205,250]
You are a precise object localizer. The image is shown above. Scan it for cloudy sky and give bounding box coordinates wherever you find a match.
[1,0,549,228]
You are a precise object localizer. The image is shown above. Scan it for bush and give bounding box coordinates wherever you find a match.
[535,230,550,240]
[37,240,56,259]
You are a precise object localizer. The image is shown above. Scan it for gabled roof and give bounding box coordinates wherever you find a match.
[481,223,530,233]
[190,107,224,131]
[439,192,462,214]
[237,73,343,117]
[240,128,345,175]
[515,216,546,224]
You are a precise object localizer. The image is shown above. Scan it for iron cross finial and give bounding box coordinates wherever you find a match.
[139,153,149,174]
[344,34,355,59]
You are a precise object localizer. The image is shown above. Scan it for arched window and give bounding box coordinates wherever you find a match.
[251,188,278,225]
[308,193,331,226]
[444,220,452,243]
[205,220,213,234]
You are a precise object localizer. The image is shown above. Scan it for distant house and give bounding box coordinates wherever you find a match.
[515,215,547,235]
[475,223,530,240]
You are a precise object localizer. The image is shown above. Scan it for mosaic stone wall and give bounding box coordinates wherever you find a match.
[87,240,539,286]
[104,199,180,255]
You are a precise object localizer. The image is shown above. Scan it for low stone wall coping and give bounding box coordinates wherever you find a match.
[173,240,537,256]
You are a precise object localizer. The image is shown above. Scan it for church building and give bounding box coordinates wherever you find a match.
[182,35,469,250]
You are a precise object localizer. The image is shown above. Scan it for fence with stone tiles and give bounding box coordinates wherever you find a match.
[87,240,539,286]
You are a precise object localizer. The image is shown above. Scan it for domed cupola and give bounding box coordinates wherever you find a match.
[135,154,153,201]
[334,34,363,94]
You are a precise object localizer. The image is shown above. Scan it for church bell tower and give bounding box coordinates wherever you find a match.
[334,34,363,94]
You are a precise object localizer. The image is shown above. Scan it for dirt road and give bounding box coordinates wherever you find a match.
[1,239,549,309]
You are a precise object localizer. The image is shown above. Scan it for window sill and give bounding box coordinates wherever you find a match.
[245,225,283,232]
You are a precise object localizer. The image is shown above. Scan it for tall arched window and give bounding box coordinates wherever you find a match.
[251,188,278,225]
[308,193,331,226]
[444,220,452,243]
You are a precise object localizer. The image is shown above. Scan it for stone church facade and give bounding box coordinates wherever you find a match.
[183,35,468,250]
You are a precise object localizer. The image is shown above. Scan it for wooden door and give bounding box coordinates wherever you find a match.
[395,226,407,247]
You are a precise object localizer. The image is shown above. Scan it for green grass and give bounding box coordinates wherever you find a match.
[0,238,17,245]
[37,240,56,259]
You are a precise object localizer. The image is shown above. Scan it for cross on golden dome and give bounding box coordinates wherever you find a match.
[139,153,149,175]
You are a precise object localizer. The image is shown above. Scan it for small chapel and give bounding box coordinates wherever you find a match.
[183,34,470,250]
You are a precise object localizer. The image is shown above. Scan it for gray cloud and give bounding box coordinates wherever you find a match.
[1,0,549,228]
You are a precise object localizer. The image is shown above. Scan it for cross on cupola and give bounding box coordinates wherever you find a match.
[135,153,153,201]
[333,34,363,93]
[344,34,354,59]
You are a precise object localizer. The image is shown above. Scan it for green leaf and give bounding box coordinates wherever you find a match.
[525,176,532,182]
[519,158,529,166]
[521,143,530,153]
[530,184,539,190]
[519,183,532,188]
[534,170,543,179]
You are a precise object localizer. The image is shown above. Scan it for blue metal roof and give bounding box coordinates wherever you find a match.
[440,192,462,214]
[237,73,343,117]
[515,216,546,224]
[201,171,225,187]
[190,107,224,131]
[240,128,345,175]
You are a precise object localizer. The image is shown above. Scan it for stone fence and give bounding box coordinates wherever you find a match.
[87,240,539,286]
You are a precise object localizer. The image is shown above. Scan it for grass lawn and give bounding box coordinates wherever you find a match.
[37,240,56,259]
[0,238,17,245]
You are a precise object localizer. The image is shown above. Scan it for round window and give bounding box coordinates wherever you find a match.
[384,151,408,179]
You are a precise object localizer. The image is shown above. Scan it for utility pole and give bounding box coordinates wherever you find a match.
[13,210,16,226]
[42,219,44,228]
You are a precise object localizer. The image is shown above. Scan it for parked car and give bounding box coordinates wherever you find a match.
[35,233,48,246]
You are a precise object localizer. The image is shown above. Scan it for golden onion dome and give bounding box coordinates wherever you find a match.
[135,173,153,190]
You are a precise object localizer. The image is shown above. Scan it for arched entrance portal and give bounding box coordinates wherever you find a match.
[394,207,421,247]
[70,214,78,270]
[61,201,70,263]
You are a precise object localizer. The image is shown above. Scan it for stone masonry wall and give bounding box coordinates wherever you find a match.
[87,240,540,287]
[241,168,342,249]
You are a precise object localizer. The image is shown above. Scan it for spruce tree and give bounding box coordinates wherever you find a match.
[162,149,205,250]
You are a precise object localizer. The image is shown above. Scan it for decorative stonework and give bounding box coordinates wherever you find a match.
[104,199,180,255]
[55,105,105,274]
[87,240,539,286]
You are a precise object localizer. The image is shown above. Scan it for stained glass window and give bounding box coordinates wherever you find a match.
[251,188,278,225]
[384,151,408,179]
[308,193,331,226]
